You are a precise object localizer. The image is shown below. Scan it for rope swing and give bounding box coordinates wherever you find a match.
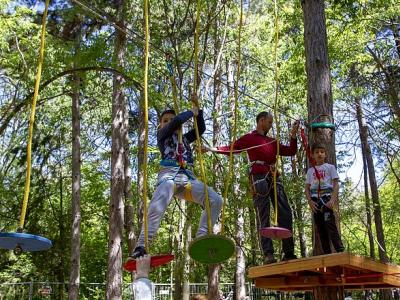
[0,0,52,254]
[124,0,175,272]
[188,0,235,265]
[259,0,292,240]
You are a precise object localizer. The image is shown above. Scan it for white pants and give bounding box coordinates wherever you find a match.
[131,278,153,299]
[137,177,223,247]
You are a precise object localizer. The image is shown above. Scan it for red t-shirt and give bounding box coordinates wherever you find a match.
[216,130,297,174]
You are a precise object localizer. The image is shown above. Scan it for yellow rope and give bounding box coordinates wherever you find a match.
[221,0,243,234]
[19,0,51,230]
[143,0,150,251]
[272,0,280,226]
[192,0,212,234]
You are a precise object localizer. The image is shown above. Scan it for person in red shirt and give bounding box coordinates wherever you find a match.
[205,111,299,264]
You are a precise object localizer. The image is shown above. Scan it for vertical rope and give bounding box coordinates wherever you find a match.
[19,0,51,230]
[143,0,150,251]
[221,0,243,234]
[272,0,280,226]
[191,0,212,234]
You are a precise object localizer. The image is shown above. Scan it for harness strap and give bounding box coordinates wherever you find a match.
[249,160,276,174]
[173,182,194,202]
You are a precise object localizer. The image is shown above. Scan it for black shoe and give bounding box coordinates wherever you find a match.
[130,246,147,259]
[282,253,297,261]
[263,253,277,264]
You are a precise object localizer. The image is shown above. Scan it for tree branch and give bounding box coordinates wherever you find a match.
[0,66,141,136]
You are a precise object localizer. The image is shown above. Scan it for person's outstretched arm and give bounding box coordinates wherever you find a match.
[157,109,196,143]
[184,108,206,143]
[279,121,299,156]
[204,133,251,156]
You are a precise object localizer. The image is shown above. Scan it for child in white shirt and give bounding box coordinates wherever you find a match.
[305,144,344,254]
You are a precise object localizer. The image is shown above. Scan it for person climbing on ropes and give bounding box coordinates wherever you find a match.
[130,95,223,259]
[305,143,344,254]
[204,111,299,264]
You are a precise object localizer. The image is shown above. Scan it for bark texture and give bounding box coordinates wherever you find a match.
[354,97,388,263]
[302,0,343,298]
[68,70,81,300]
[106,0,127,298]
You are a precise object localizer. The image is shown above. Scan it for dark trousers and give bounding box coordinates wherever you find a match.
[252,174,294,256]
[312,196,344,254]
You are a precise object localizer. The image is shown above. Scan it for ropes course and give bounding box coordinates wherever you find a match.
[0,0,52,254]
[258,0,292,241]
[2,1,399,296]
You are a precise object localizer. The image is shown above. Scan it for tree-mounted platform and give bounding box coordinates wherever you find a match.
[248,252,400,291]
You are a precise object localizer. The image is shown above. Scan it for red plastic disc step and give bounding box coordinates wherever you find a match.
[260,227,292,239]
[123,254,174,272]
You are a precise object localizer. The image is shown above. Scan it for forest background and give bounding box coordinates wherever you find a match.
[0,0,399,298]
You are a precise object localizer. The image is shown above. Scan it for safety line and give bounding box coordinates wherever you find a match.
[143,0,150,251]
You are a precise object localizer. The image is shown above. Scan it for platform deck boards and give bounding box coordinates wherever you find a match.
[248,252,400,291]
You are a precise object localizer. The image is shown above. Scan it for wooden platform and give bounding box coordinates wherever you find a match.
[248,252,400,291]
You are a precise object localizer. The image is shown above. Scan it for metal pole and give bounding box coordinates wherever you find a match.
[28,282,33,300]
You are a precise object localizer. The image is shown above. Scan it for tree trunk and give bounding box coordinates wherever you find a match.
[354,97,388,263]
[208,264,221,300]
[124,98,135,256]
[68,63,82,300]
[366,46,400,121]
[58,166,65,300]
[106,0,127,298]
[183,205,193,300]
[354,97,391,300]
[235,203,246,300]
[291,154,308,258]
[363,153,375,259]
[174,202,189,300]
[136,89,145,238]
[302,0,343,298]
[391,20,400,58]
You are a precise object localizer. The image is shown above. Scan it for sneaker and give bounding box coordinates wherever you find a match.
[282,253,297,261]
[129,246,147,259]
[264,253,277,264]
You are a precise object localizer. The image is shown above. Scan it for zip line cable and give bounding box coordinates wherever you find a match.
[69,0,300,123]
